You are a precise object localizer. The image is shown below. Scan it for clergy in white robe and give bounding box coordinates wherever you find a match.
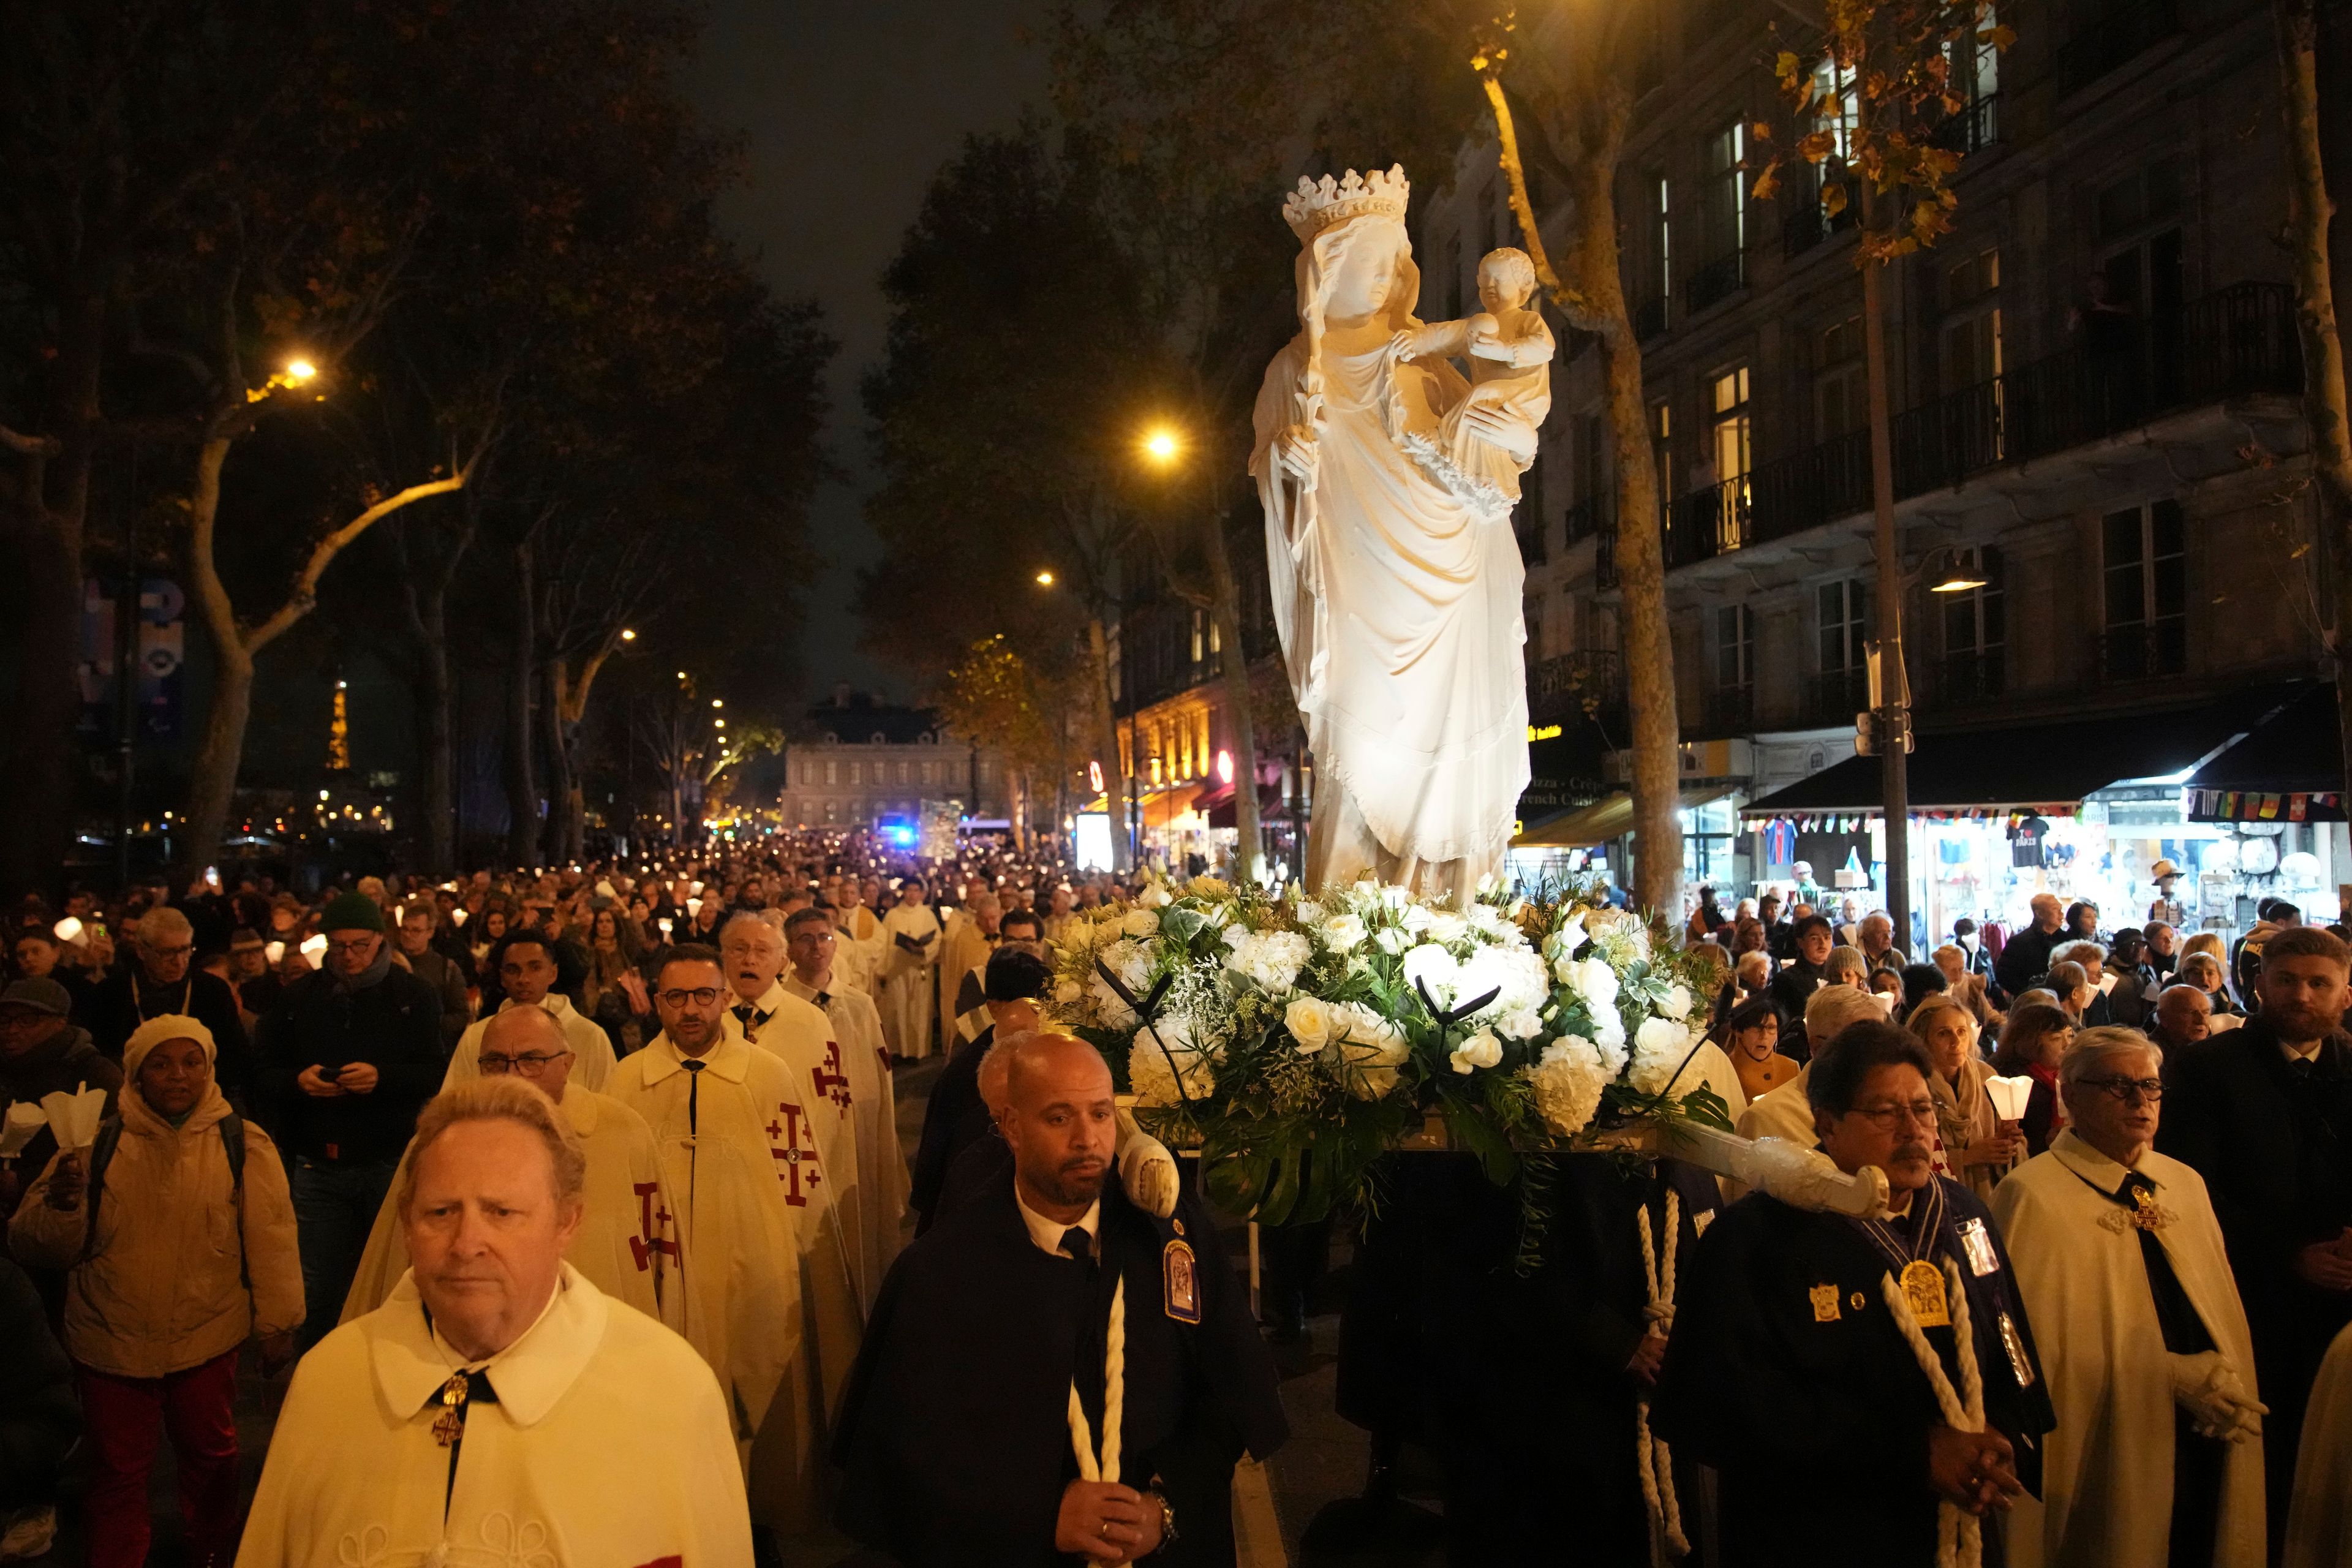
[603,948,858,1537]
[831,895,883,995]
[784,907,910,1313]
[1992,1031,2266,1568]
[2286,1321,2352,1568]
[876,883,944,1061]
[342,1006,681,1333]
[237,1077,750,1568]
[935,900,995,1051]
[443,934,616,1091]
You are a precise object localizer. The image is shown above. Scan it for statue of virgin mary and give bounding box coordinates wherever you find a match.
[1249,167,1532,903]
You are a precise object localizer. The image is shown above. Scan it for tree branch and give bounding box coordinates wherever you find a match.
[245,470,470,655]
[0,426,61,457]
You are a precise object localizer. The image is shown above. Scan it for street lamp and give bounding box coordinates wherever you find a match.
[620,628,637,642]
[285,358,318,384]
[1142,427,1182,465]
[1035,570,1055,587]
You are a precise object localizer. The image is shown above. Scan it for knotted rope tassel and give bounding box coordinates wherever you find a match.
[1880,1261,1986,1568]
[1635,1189,1689,1561]
[1068,1277,1130,1564]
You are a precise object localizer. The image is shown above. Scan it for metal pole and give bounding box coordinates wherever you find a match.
[113,471,138,893]
[1863,260,1910,944]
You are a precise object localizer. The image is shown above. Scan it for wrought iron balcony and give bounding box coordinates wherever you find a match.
[1929,93,2002,158]
[2057,0,2180,96]
[2097,622,2188,684]
[1801,668,1871,728]
[1928,649,2007,709]
[1529,650,1628,728]
[1686,249,1749,315]
[1656,282,2297,572]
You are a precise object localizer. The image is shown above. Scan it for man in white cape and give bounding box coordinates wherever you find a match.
[1992,1026,2267,1567]
[442,930,616,1091]
[876,878,944,1061]
[604,944,858,1544]
[782,905,909,1312]
[236,1076,749,1568]
[341,1005,682,1334]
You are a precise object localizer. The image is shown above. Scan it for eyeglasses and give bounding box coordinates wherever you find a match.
[658,987,723,1008]
[479,1050,571,1074]
[146,943,195,960]
[2081,1076,2164,1103]
[326,938,377,956]
[1848,1099,1941,1131]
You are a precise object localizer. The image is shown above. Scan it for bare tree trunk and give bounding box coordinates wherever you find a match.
[1085,614,1131,870]
[410,584,458,875]
[181,437,249,883]
[1863,259,1910,943]
[2272,0,2352,802]
[1200,512,1264,883]
[541,659,576,865]
[505,544,540,866]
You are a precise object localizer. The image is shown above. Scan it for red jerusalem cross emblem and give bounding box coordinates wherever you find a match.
[628,1180,680,1271]
[767,1101,821,1206]
[812,1042,853,1118]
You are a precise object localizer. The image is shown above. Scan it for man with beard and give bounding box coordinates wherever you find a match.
[2158,924,2352,1555]
[833,1032,1285,1566]
[1652,1021,2055,1566]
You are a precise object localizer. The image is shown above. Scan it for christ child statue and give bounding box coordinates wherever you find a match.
[1396,246,1556,510]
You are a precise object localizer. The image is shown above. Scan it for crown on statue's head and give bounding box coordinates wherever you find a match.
[1282,165,1411,240]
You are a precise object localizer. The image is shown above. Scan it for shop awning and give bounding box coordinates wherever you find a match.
[2184,682,2346,821]
[1196,782,1288,829]
[1515,788,1728,848]
[1742,698,2260,818]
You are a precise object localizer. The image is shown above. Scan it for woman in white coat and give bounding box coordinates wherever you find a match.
[1992,1027,2267,1567]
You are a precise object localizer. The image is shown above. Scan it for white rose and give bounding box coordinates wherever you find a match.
[1498,1008,1545,1041]
[1449,1027,1504,1075]
[1284,995,1336,1052]
[1590,1011,1627,1064]
[1123,908,1160,938]
[1423,910,1469,946]
[1573,956,1620,1011]
[1657,982,1694,1021]
[1553,910,1589,958]
[1320,913,1368,952]
[1374,927,1409,955]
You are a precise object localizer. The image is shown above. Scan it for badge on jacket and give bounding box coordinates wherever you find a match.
[1809,1283,1841,1322]
[1958,1218,2000,1277]
[1164,1238,1200,1324]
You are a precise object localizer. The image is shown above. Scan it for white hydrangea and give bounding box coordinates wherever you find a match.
[1129,1019,1216,1106]
[1524,1035,1610,1137]
[1497,1008,1545,1041]
[1628,1016,1694,1096]
[1449,1027,1504,1075]
[1224,929,1313,995]
[1400,943,1460,1003]
[1459,944,1550,1019]
[1332,1002,1411,1100]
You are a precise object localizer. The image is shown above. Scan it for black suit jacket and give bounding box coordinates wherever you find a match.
[832,1169,1286,1566]
[2155,1017,2352,1401]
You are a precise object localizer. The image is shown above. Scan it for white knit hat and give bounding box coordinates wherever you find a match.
[122,1014,216,1079]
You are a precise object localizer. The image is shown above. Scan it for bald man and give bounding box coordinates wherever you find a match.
[341,1006,682,1333]
[834,1033,1284,1566]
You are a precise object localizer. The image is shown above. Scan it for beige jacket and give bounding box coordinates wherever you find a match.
[1932,1054,2013,1203]
[9,1083,304,1378]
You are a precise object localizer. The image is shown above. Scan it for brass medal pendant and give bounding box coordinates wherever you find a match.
[1899,1259,1951,1327]
[431,1373,469,1447]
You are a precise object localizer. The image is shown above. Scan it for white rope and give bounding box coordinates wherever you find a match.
[1635,1189,1689,1561]
[1067,1276,1130,1564]
[1879,1261,1985,1568]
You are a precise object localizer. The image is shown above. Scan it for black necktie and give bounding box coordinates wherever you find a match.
[1061,1226,1094,1266]
[814,991,832,1009]
[680,1057,704,1135]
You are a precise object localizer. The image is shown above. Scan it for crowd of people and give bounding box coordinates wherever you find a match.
[5,834,2352,1566]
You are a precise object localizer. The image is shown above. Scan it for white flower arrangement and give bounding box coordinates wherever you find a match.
[1044,872,1725,1224]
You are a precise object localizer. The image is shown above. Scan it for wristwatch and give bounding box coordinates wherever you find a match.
[1147,1489,1178,1548]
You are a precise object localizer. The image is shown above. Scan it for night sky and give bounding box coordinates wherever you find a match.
[682,0,1057,706]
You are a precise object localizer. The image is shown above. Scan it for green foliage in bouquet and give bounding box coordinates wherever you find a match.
[1047,873,1731,1228]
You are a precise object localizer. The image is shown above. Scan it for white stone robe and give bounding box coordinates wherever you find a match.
[236,1264,750,1568]
[2287,1322,2352,1567]
[787,973,909,1313]
[604,1023,859,1534]
[339,1087,684,1336]
[1991,1133,2266,1568]
[442,993,616,1092]
[876,903,943,1061]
